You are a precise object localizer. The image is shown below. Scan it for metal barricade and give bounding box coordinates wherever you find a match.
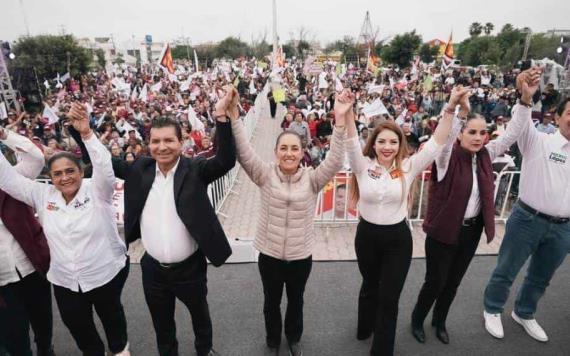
[313,170,522,225]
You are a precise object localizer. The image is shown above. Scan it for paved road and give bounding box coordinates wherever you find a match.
[46,256,570,355]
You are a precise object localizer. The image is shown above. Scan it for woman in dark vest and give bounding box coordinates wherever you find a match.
[411,69,541,344]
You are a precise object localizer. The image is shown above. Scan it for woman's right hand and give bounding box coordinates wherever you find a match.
[446,86,470,113]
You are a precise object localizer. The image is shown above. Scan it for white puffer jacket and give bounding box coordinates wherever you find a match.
[232,119,345,261]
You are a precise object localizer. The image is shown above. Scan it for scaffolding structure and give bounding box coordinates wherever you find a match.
[0,41,20,112]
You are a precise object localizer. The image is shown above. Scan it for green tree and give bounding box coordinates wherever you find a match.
[171,45,193,60]
[297,40,311,59]
[112,52,125,65]
[325,36,359,60]
[457,36,501,66]
[214,37,251,58]
[282,43,296,59]
[418,43,439,63]
[469,22,483,37]
[381,30,422,68]
[10,34,91,80]
[484,22,495,35]
[95,48,106,68]
[528,33,561,62]
[251,40,271,59]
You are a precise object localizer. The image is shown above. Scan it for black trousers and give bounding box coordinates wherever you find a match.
[141,251,212,356]
[412,218,483,327]
[269,99,277,119]
[0,271,53,356]
[53,259,129,356]
[258,253,312,346]
[355,218,412,356]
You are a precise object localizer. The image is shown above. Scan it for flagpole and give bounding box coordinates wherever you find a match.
[272,0,278,69]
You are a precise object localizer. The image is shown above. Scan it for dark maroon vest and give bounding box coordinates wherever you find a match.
[422,143,495,245]
[0,189,50,275]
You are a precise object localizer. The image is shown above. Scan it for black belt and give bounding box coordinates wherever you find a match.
[518,200,570,224]
[145,251,201,269]
[462,217,480,226]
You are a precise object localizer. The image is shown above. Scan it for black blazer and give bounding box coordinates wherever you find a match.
[75,121,236,266]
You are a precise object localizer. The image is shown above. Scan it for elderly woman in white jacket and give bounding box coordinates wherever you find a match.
[228,89,352,355]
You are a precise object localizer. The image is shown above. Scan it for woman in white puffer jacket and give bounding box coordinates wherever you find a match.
[229,90,353,356]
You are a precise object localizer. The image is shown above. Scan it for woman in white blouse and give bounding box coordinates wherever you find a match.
[343,87,467,356]
[0,103,130,356]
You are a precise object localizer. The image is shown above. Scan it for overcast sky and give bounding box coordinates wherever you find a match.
[2,0,569,48]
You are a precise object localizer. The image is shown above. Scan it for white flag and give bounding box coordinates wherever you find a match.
[150,82,162,93]
[362,99,389,119]
[130,87,138,101]
[395,108,408,126]
[43,104,60,125]
[194,49,199,72]
[138,84,148,102]
[188,105,205,133]
[335,77,343,92]
[0,102,7,120]
[60,72,70,83]
[116,119,142,140]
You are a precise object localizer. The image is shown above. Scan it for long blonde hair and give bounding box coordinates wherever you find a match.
[350,121,410,206]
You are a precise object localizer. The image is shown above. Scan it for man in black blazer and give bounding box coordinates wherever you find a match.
[75,87,239,356]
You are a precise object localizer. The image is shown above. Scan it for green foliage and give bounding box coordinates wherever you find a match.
[250,40,272,59]
[457,23,562,68]
[381,30,422,68]
[112,52,125,65]
[297,40,311,59]
[484,23,495,36]
[10,35,91,80]
[214,37,251,58]
[418,43,439,63]
[469,22,483,37]
[95,48,106,69]
[457,36,500,66]
[171,45,193,60]
[325,36,359,59]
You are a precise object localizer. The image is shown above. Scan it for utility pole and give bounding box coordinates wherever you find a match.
[19,0,30,36]
[522,30,532,61]
[272,0,279,69]
[66,51,71,75]
[0,41,21,111]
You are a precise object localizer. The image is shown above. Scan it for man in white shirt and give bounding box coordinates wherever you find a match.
[80,88,238,356]
[483,93,570,343]
[0,128,54,356]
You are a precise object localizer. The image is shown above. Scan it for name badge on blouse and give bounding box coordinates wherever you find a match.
[73,197,91,210]
[46,201,60,211]
[367,169,382,180]
[390,168,403,179]
[548,152,567,165]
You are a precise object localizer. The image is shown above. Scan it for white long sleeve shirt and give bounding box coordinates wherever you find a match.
[140,158,198,263]
[346,136,443,225]
[0,134,126,292]
[0,131,44,286]
[515,106,570,217]
[435,105,533,218]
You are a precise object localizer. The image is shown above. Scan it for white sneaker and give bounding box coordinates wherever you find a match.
[511,311,548,342]
[484,310,504,339]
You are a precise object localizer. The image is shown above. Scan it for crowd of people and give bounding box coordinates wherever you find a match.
[0,51,569,356]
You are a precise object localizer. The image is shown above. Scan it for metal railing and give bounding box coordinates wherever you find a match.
[314,170,522,225]
[35,84,270,221]
[207,83,269,216]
